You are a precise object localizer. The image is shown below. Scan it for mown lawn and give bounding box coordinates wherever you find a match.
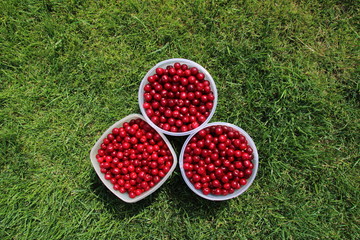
[1,0,359,239]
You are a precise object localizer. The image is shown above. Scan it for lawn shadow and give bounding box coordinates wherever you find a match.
[90,170,156,220]
[165,171,229,219]
[165,135,229,219]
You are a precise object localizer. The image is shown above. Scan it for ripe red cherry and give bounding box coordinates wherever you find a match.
[148,76,156,83]
[194,182,202,190]
[156,68,165,75]
[239,179,247,185]
[218,135,227,143]
[196,73,205,80]
[192,174,201,182]
[245,169,252,176]
[168,68,176,75]
[202,187,210,195]
[181,64,188,70]
[190,67,198,75]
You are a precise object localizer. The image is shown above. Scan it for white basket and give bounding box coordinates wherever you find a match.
[138,58,218,136]
[179,122,259,201]
[90,114,178,203]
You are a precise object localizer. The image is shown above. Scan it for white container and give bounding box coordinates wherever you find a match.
[179,122,259,201]
[138,58,218,136]
[90,114,177,203]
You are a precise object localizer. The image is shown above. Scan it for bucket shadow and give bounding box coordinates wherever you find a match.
[165,135,229,218]
[164,168,229,219]
[90,170,156,219]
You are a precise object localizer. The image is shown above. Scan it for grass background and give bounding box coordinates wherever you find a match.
[1,0,359,239]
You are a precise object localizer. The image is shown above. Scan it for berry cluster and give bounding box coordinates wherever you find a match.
[183,125,254,196]
[96,119,173,198]
[143,62,215,132]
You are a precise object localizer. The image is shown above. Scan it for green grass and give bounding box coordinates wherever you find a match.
[1,0,359,239]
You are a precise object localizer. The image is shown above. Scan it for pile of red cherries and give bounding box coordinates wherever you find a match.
[183,125,254,196]
[142,63,215,133]
[96,119,173,198]
[96,61,255,199]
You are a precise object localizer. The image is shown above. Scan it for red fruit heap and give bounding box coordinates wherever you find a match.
[143,62,215,133]
[96,119,173,199]
[183,125,254,196]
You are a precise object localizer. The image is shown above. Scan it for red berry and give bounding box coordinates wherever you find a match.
[156,68,165,75]
[196,73,205,80]
[148,75,156,83]
[239,178,247,186]
[202,187,210,195]
[168,68,176,76]
[194,182,202,190]
[190,67,199,75]
[181,64,188,70]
